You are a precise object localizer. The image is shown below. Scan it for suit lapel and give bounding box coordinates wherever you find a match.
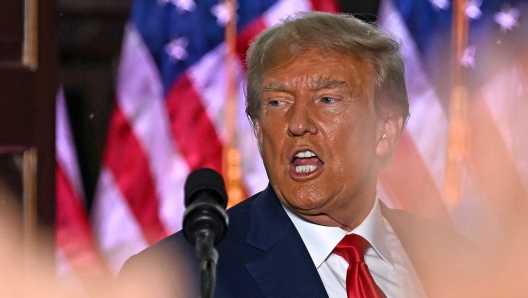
[244,186,328,298]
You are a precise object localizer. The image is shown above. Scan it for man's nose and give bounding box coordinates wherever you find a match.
[287,100,317,136]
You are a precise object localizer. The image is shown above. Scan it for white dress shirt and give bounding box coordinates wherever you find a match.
[283,198,427,298]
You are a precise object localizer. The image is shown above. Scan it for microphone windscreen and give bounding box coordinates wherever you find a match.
[184,168,227,208]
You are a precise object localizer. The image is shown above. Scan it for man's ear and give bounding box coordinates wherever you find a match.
[375,114,404,167]
[254,119,263,154]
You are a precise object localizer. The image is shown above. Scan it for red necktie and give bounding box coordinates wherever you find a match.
[333,234,386,298]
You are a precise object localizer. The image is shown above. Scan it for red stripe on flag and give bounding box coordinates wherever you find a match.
[104,105,168,244]
[309,0,339,12]
[166,73,223,173]
[56,164,108,277]
[379,131,453,226]
[237,18,267,70]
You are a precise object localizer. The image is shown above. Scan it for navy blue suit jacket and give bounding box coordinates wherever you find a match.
[119,186,481,297]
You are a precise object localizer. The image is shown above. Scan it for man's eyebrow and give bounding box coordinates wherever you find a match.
[312,77,349,90]
[261,81,288,92]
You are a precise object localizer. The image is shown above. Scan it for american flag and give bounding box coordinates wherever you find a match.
[378,0,528,244]
[56,0,528,285]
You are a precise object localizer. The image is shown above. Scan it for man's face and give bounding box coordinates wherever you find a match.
[255,49,388,229]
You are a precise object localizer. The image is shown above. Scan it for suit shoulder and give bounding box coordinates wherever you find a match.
[221,190,262,236]
[226,191,261,217]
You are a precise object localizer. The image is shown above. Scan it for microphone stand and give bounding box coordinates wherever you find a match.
[194,229,218,298]
[182,168,229,298]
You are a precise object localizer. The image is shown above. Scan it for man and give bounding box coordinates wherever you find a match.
[119,12,482,297]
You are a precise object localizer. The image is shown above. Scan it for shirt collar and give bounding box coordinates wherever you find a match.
[283,198,394,269]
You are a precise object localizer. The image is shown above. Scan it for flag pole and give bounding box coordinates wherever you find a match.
[444,0,470,206]
[223,0,245,208]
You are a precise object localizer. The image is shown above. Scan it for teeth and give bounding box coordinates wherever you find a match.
[295,165,317,174]
[295,150,316,158]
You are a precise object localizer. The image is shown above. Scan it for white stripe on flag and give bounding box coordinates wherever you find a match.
[56,89,84,201]
[116,23,188,234]
[92,168,148,273]
[188,43,232,142]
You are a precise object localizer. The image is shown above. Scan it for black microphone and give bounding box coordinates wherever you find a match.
[182,168,229,298]
[183,168,228,245]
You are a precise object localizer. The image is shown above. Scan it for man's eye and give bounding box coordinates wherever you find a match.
[321,97,336,104]
[269,100,281,106]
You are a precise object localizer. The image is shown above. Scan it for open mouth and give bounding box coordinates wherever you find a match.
[291,150,324,175]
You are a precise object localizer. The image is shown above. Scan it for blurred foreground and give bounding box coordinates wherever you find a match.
[2,192,528,298]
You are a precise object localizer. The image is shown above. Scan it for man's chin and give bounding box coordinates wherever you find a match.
[282,198,329,216]
[292,211,345,228]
